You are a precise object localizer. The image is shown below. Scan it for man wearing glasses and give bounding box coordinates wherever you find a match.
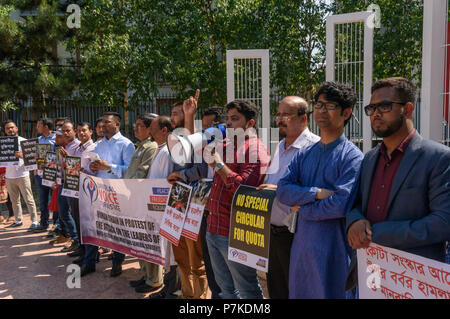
[277,82,363,299]
[346,77,450,290]
[256,96,319,299]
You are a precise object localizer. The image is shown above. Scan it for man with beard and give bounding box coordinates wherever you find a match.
[346,77,450,290]
[277,82,363,299]
[205,100,270,299]
[257,96,319,299]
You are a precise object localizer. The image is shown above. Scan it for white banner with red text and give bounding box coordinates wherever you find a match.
[358,243,450,299]
[79,173,171,266]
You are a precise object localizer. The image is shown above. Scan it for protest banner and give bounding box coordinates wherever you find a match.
[0,136,19,167]
[36,143,52,176]
[79,173,171,265]
[42,151,58,187]
[20,138,38,171]
[61,156,81,198]
[181,179,213,241]
[228,185,276,272]
[159,181,192,246]
[358,243,450,299]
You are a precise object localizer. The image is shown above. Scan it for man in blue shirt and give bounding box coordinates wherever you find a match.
[277,82,363,299]
[33,118,56,232]
[80,112,135,277]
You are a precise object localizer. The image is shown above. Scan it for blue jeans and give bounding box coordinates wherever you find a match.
[57,186,78,243]
[34,175,53,227]
[206,232,263,299]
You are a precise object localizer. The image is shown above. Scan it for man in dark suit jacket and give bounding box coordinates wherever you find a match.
[346,77,450,290]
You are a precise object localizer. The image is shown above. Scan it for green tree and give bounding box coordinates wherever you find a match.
[0,0,80,135]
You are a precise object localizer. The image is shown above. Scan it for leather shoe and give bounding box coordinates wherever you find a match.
[129,277,145,288]
[135,283,162,293]
[148,290,166,299]
[110,263,122,277]
[80,265,95,277]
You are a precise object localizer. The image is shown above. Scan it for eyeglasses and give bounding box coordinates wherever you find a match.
[313,101,340,111]
[275,114,297,121]
[364,101,406,116]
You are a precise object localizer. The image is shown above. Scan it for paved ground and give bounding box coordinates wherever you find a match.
[0,211,267,299]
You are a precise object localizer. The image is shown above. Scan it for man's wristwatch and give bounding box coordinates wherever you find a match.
[215,162,225,172]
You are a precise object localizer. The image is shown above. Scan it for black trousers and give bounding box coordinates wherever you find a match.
[162,265,181,296]
[267,226,294,299]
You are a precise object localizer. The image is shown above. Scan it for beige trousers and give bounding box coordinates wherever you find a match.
[5,176,38,222]
[138,260,164,287]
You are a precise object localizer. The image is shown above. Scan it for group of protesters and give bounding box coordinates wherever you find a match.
[0,76,449,299]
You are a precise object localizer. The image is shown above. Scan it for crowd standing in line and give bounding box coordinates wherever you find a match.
[0,77,449,299]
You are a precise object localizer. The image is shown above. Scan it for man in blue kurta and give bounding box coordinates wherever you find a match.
[277,82,363,299]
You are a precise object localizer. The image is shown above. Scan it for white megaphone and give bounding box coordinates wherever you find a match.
[167,124,226,167]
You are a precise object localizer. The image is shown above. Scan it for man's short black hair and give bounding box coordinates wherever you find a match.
[39,118,54,131]
[314,82,356,126]
[226,100,259,125]
[172,102,184,113]
[203,106,226,124]
[3,119,16,130]
[157,116,174,133]
[371,77,417,105]
[138,113,157,128]
[103,111,122,123]
[95,117,103,128]
[77,121,93,130]
[62,120,75,129]
[55,117,69,125]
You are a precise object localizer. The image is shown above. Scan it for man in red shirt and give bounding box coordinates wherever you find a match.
[205,100,270,299]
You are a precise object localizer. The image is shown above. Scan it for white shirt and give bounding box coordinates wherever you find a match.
[5,136,29,179]
[267,128,320,226]
[147,144,174,179]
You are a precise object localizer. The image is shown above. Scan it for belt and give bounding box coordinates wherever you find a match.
[270,224,289,234]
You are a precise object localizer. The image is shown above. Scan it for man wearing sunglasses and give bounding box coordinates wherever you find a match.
[277,82,364,298]
[346,77,450,291]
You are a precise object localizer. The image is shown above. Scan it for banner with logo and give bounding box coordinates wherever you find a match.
[228,185,276,272]
[36,143,52,176]
[79,173,171,266]
[0,136,19,167]
[20,138,38,171]
[159,181,192,246]
[358,243,450,299]
[61,156,81,198]
[181,179,213,241]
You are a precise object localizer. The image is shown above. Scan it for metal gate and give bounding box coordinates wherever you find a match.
[226,49,276,154]
[326,11,374,153]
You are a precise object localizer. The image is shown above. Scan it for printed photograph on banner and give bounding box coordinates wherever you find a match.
[159,181,193,246]
[42,151,58,187]
[0,136,19,167]
[357,243,450,299]
[20,138,38,171]
[79,173,171,266]
[61,156,81,198]
[181,179,213,241]
[228,184,276,272]
[36,143,52,175]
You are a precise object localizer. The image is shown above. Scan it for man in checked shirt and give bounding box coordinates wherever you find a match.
[205,100,270,299]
